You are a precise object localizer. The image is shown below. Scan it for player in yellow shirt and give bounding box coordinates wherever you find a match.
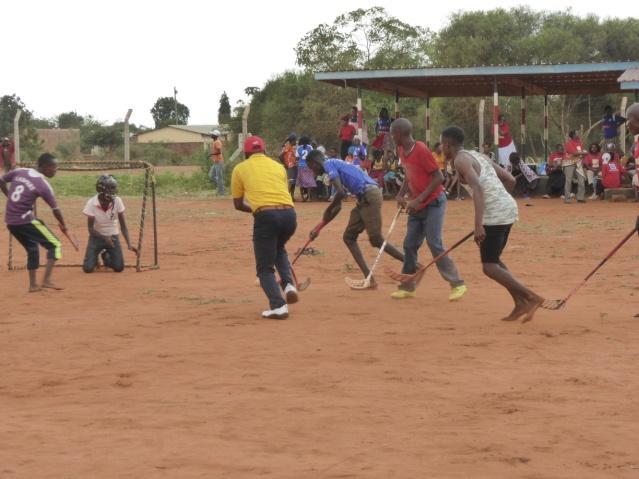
[231,135,297,319]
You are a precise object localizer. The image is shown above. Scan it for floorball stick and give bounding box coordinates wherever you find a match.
[59,226,79,252]
[386,231,473,285]
[289,221,325,291]
[542,227,637,310]
[345,207,403,290]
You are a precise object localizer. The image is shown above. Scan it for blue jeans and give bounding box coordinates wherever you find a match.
[253,209,297,309]
[83,235,124,273]
[209,163,225,195]
[401,192,464,290]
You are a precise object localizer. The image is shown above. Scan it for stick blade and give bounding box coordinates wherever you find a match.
[385,265,427,283]
[345,276,371,290]
[297,278,311,291]
[541,299,565,310]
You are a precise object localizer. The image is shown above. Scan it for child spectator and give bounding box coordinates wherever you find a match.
[384,152,400,197]
[372,107,392,153]
[296,136,317,201]
[507,152,538,198]
[338,117,356,160]
[280,134,297,201]
[347,136,367,169]
[82,175,137,273]
[582,142,602,200]
[370,149,386,189]
[563,130,587,203]
[433,142,446,173]
[482,141,496,162]
[543,144,566,198]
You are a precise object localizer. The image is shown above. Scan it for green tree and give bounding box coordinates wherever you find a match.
[0,94,32,137]
[150,96,190,128]
[218,92,231,123]
[80,117,124,152]
[57,111,84,129]
[295,7,431,71]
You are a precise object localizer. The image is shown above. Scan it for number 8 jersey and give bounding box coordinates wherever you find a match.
[2,168,58,225]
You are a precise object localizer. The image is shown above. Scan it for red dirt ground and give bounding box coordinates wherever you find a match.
[1,196,638,478]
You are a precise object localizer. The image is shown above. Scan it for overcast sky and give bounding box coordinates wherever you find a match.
[4,0,637,127]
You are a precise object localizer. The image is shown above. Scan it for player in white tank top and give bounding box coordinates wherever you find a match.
[441,126,544,323]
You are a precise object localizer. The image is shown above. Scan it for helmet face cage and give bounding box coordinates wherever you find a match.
[96,174,118,199]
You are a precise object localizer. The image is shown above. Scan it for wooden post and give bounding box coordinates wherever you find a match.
[521,88,526,162]
[13,110,21,165]
[478,99,485,149]
[620,96,628,154]
[394,90,400,119]
[241,102,251,147]
[544,94,549,163]
[357,84,363,139]
[493,81,499,158]
[124,108,132,162]
[425,96,430,146]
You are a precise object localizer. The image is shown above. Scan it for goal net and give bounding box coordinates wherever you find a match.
[6,160,158,272]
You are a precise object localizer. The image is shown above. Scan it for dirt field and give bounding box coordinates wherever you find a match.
[1,196,638,478]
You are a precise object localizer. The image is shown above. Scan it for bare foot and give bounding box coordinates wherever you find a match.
[501,301,528,322]
[29,286,42,293]
[521,296,544,323]
[42,282,64,290]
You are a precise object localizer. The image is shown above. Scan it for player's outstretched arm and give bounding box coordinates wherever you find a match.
[52,208,67,233]
[118,212,137,253]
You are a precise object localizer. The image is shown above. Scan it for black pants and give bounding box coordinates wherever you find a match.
[253,208,297,309]
[546,171,565,196]
[340,140,352,160]
[8,220,61,270]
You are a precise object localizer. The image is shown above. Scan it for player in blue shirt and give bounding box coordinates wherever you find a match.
[306,149,404,289]
[602,105,626,142]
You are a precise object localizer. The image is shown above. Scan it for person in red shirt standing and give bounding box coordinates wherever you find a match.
[279,134,298,201]
[0,138,16,174]
[563,130,587,203]
[338,117,356,160]
[497,114,517,167]
[390,118,467,301]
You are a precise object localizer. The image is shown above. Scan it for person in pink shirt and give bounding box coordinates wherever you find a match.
[563,130,587,203]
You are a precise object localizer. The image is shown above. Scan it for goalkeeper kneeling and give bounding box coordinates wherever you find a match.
[82,175,137,273]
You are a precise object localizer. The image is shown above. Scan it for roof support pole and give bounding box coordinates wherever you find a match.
[544,94,549,163]
[620,96,628,154]
[478,99,485,149]
[635,89,638,102]
[394,90,400,119]
[492,80,499,157]
[356,83,363,139]
[424,96,431,147]
[521,88,527,162]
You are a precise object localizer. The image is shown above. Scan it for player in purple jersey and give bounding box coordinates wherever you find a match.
[0,153,69,292]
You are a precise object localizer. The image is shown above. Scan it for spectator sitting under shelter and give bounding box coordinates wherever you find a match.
[543,144,566,199]
[507,152,538,199]
[582,142,602,200]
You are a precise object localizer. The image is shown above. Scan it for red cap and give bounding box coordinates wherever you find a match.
[243,135,265,154]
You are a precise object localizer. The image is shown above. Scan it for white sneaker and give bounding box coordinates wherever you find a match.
[262,304,289,319]
[284,283,298,304]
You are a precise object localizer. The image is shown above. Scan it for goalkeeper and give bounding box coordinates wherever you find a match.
[82,175,137,273]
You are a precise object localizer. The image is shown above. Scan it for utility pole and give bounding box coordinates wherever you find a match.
[13,110,22,165]
[124,109,133,162]
[173,86,178,125]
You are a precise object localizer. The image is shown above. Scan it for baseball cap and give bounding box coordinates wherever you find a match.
[243,135,265,154]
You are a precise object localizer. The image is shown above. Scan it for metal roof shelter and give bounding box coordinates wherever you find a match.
[315,62,639,160]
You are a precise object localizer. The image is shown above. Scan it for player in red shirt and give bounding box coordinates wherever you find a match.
[497,114,517,167]
[390,118,467,301]
[582,143,602,199]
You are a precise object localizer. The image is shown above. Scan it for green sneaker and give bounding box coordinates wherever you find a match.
[390,289,416,299]
[449,284,467,301]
